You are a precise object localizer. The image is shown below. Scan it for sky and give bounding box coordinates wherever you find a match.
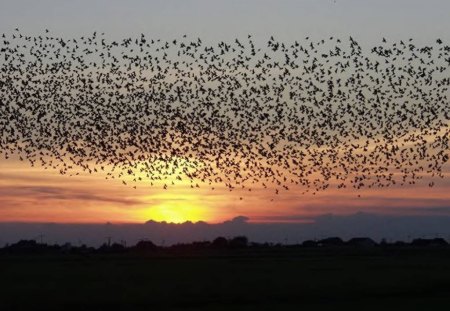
[0,0,449,230]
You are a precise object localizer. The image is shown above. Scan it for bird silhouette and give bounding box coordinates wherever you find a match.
[0,32,448,197]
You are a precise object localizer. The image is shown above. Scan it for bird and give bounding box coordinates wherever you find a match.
[0,31,448,199]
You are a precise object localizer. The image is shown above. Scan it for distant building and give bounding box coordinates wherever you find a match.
[318,237,344,247]
[347,237,377,248]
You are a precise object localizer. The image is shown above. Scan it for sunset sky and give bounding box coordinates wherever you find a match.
[1,0,449,225]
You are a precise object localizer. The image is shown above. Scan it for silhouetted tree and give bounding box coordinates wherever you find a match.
[347,237,377,248]
[110,243,126,253]
[212,237,228,248]
[302,240,318,247]
[411,238,448,247]
[229,236,248,248]
[134,240,157,252]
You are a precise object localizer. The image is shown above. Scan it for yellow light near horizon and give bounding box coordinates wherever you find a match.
[144,200,207,224]
[125,156,206,223]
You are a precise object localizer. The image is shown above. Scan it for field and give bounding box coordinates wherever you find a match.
[1,248,450,310]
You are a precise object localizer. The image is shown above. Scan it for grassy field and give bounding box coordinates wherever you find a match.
[1,248,450,310]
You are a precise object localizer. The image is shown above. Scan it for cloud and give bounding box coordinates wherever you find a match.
[0,172,58,183]
[226,216,249,224]
[0,186,143,206]
[293,196,450,216]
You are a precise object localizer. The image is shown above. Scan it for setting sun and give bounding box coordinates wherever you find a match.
[143,194,208,223]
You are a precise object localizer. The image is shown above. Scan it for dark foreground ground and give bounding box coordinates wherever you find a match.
[2,247,450,310]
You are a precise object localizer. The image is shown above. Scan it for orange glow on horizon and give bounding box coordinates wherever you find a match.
[1,155,450,224]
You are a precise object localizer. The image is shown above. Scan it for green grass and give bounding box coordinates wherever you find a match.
[1,249,450,310]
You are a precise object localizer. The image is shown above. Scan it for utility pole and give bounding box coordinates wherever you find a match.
[37,234,44,244]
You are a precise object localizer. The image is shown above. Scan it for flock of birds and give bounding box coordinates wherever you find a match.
[0,30,449,196]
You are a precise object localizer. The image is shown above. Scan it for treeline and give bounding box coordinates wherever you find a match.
[1,236,449,255]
